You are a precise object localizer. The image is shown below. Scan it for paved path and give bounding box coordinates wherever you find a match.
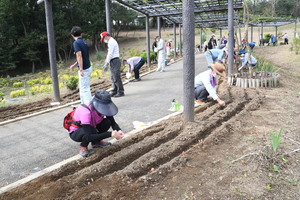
[0,53,207,188]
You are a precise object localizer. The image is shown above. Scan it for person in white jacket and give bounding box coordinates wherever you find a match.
[155,36,166,72]
[194,62,226,106]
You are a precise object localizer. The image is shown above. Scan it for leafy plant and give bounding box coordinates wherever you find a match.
[0,91,4,99]
[10,89,26,98]
[273,165,280,172]
[42,77,52,85]
[290,37,300,54]
[66,76,79,90]
[129,49,141,57]
[256,57,280,72]
[95,51,104,61]
[270,129,282,152]
[13,82,23,88]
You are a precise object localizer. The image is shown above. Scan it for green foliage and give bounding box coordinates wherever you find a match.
[129,49,141,57]
[290,37,300,54]
[0,78,10,88]
[269,129,282,152]
[256,57,280,72]
[42,77,52,85]
[10,89,26,98]
[13,82,23,88]
[27,78,42,86]
[210,28,216,33]
[0,91,4,99]
[66,76,79,90]
[90,69,103,79]
[140,51,157,63]
[264,33,271,44]
[29,85,52,95]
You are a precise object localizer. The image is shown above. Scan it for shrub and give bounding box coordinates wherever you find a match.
[27,78,42,86]
[10,89,26,98]
[290,37,300,54]
[66,76,79,90]
[130,49,141,57]
[29,85,53,95]
[42,77,52,84]
[140,51,157,63]
[91,70,103,79]
[0,91,4,99]
[256,57,279,72]
[0,78,10,88]
[13,82,23,88]
[264,33,271,44]
[60,75,70,83]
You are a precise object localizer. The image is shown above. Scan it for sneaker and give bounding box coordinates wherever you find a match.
[109,92,117,97]
[133,78,141,82]
[92,140,112,148]
[79,146,89,157]
[114,93,125,98]
[195,99,205,105]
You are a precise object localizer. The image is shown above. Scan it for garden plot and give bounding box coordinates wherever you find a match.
[0,80,264,200]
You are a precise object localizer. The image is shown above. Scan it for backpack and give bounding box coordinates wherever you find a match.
[63,104,90,131]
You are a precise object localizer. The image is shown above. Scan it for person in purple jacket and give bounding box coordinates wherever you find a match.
[69,89,124,157]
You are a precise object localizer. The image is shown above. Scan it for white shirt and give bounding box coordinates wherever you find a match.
[194,69,218,100]
[283,34,288,39]
[241,53,257,68]
[105,37,120,64]
[157,39,165,54]
[127,57,142,71]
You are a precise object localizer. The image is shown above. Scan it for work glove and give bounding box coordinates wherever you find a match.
[102,64,109,72]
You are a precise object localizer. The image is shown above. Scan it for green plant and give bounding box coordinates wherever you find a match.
[264,33,271,44]
[10,89,26,98]
[270,129,282,152]
[256,57,280,72]
[290,37,300,54]
[265,184,272,191]
[27,77,42,86]
[42,77,52,85]
[13,82,23,88]
[66,76,79,90]
[0,91,4,99]
[129,49,141,57]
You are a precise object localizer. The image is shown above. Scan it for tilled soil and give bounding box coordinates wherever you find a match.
[0,78,264,199]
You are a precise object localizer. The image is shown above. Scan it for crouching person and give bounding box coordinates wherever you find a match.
[69,89,124,157]
[194,62,226,107]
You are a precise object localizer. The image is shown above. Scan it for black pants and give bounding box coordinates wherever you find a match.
[69,118,112,147]
[284,38,288,45]
[194,85,209,102]
[134,58,145,79]
[110,58,124,95]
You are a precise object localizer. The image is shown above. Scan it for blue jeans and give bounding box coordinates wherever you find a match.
[204,51,215,68]
[134,58,145,79]
[194,85,209,102]
[78,66,92,104]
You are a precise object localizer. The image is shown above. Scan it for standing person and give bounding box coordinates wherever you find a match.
[166,39,172,57]
[68,89,125,157]
[203,40,208,52]
[152,39,158,62]
[194,62,226,106]
[271,34,277,46]
[69,26,92,104]
[100,32,125,98]
[155,35,166,72]
[259,34,264,46]
[283,33,289,45]
[207,34,217,50]
[122,56,145,81]
[204,48,227,69]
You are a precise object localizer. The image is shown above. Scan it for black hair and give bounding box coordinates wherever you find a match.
[71,26,82,37]
[122,60,127,64]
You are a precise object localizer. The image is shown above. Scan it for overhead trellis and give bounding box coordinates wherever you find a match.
[249,19,297,27]
[114,0,244,28]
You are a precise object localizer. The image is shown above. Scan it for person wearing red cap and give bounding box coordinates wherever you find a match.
[100,32,125,97]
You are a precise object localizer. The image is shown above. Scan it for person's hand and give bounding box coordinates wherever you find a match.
[112,130,124,140]
[217,98,225,106]
[70,64,76,71]
[102,64,109,72]
[80,70,84,77]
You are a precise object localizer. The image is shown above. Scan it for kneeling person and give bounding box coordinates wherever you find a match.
[123,56,145,81]
[194,62,226,106]
[69,89,124,157]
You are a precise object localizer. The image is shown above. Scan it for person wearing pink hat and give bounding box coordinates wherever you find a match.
[100,31,125,98]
